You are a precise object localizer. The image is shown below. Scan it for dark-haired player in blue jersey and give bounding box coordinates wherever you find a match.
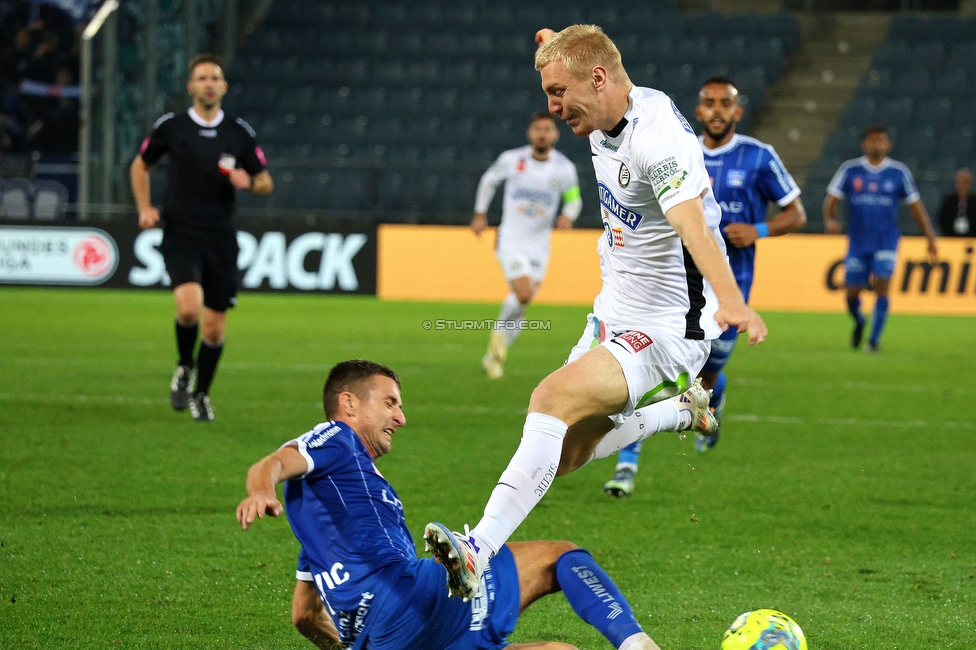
[604,76,807,497]
[237,360,661,650]
[824,125,938,353]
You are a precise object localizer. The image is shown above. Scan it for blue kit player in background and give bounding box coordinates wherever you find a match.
[824,125,938,353]
[237,360,662,650]
[604,76,806,498]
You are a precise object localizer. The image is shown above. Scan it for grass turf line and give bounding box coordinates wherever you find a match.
[0,287,974,648]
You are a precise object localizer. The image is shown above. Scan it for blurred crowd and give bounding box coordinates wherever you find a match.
[0,0,82,154]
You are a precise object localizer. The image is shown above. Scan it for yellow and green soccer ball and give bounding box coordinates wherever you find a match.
[721,609,807,650]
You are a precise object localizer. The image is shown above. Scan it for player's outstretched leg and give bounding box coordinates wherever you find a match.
[696,370,727,453]
[424,522,483,601]
[604,441,641,498]
[678,378,718,435]
[556,548,660,650]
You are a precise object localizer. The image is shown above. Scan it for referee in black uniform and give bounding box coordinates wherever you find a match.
[130,53,273,422]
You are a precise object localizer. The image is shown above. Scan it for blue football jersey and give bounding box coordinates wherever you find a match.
[701,134,800,301]
[827,156,919,251]
[284,421,416,614]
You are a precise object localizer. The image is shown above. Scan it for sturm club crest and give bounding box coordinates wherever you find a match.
[618,163,631,187]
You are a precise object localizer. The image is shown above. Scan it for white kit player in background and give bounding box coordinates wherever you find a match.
[472,111,582,379]
[425,25,767,601]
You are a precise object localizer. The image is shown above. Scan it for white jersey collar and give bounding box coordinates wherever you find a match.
[700,133,741,157]
[860,156,891,172]
[188,107,224,127]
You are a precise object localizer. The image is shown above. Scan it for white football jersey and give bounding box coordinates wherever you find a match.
[474,145,580,256]
[590,86,725,340]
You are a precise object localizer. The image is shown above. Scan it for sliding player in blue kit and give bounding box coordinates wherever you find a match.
[237,360,661,650]
[604,77,806,497]
[824,125,938,353]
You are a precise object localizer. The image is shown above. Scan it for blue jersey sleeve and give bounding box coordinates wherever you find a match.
[897,166,920,203]
[827,162,852,198]
[289,422,356,480]
[756,147,800,207]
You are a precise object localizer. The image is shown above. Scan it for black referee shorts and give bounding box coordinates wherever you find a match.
[161,228,239,311]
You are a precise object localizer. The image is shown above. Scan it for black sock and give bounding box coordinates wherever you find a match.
[195,340,224,395]
[176,320,199,368]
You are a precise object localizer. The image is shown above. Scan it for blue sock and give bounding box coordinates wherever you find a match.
[869,296,889,346]
[846,296,864,325]
[556,549,644,647]
[617,440,642,469]
[709,371,727,410]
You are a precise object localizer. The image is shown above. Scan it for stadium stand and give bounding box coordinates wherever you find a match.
[228,1,800,225]
[806,14,976,235]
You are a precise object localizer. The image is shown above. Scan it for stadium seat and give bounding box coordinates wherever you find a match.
[872,40,909,67]
[0,178,32,219]
[585,7,620,29]
[406,60,441,85]
[467,34,496,59]
[424,89,459,115]
[351,87,388,115]
[840,97,877,128]
[318,87,353,115]
[388,32,424,57]
[444,5,478,26]
[479,62,514,87]
[713,37,748,65]
[948,41,976,72]
[372,3,409,26]
[910,41,945,70]
[442,62,478,87]
[387,87,424,115]
[894,68,930,97]
[878,98,914,128]
[479,5,514,27]
[459,89,497,117]
[915,97,953,128]
[354,30,388,55]
[426,32,460,56]
[895,129,936,162]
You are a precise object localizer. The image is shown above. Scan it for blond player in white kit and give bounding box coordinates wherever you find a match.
[423,25,768,609]
[472,111,582,379]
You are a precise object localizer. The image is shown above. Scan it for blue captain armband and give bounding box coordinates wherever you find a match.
[754,222,769,238]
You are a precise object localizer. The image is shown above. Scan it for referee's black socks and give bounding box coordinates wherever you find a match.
[196,340,224,396]
[176,320,199,368]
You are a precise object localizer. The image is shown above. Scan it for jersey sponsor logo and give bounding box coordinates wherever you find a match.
[336,591,373,645]
[648,157,688,200]
[612,330,653,353]
[719,201,745,213]
[532,462,558,497]
[599,138,619,152]
[610,225,624,248]
[618,163,631,187]
[670,100,694,134]
[469,563,495,631]
[570,564,621,605]
[511,187,554,205]
[726,169,746,188]
[198,128,218,138]
[255,146,267,166]
[305,423,343,448]
[517,158,526,172]
[598,182,644,231]
[852,177,864,192]
[883,180,896,192]
[868,181,878,193]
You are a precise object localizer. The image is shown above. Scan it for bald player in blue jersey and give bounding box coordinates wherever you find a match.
[237,360,661,650]
[604,76,807,497]
[824,125,938,353]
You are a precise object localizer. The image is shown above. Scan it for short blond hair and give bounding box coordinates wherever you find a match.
[535,24,628,82]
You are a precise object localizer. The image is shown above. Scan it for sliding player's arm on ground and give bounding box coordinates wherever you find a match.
[666,196,767,345]
[236,445,308,530]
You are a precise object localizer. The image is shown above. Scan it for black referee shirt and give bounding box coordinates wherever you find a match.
[140,108,267,232]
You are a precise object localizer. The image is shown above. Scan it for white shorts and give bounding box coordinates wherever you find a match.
[496,247,548,283]
[566,313,710,424]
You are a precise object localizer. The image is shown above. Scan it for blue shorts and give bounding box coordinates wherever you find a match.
[845,248,898,286]
[335,546,520,650]
[701,326,738,374]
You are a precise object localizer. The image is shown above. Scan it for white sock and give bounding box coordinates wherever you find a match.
[619,632,659,650]
[590,400,685,463]
[472,412,568,563]
[497,293,527,346]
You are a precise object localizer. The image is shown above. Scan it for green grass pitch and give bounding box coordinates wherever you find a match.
[1,287,974,649]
